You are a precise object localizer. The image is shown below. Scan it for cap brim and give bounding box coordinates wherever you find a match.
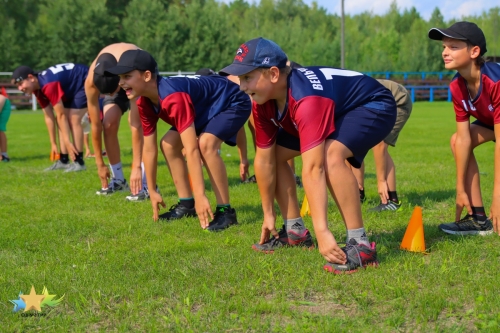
[428,28,467,41]
[219,63,259,76]
[104,66,135,75]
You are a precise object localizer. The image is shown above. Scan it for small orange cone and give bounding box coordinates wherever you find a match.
[300,195,310,217]
[400,206,426,253]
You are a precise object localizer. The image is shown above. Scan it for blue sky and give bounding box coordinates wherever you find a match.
[243,0,496,21]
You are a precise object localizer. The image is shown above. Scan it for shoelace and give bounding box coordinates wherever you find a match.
[344,241,362,267]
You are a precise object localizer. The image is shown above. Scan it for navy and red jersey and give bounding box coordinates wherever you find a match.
[137,75,250,136]
[34,63,89,108]
[450,62,500,126]
[253,66,391,152]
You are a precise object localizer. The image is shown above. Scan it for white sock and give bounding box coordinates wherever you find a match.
[1,152,8,158]
[346,228,370,247]
[141,162,148,190]
[110,162,124,182]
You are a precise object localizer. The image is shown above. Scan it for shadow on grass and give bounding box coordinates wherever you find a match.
[404,189,455,206]
[12,154,48,162]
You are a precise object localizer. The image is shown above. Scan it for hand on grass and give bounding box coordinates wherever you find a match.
[315,229,346,264]
[239,159,250,182]
[377,180,390,204]
[151,191,166,222]
[259,212,278,244]
[97,164,110,189]
[489,196,500,235]
[455,191,472,221]
[129,166,142,195]
[195,195,214,229]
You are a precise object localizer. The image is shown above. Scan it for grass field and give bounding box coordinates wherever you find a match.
[1,102,499,332]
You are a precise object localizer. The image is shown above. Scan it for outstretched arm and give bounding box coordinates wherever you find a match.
[454,121,473,220]
[53,100,77,160]
[129,99,144,195]
[490,123,500,235]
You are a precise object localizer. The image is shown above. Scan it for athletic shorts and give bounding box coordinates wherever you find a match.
[384,95,412,146]
[63,89,87,109]
[277,92,396,168]
[472,119,494,131]
[0,99,11,132]
[169,105,251,146]
[102,89,129,114]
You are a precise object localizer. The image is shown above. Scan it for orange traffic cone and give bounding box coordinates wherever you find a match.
[300,195,310,217]
[400,206,426,253]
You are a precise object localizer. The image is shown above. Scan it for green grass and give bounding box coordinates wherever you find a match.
[1,102,499,332]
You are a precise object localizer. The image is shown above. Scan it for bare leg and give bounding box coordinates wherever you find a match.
[102,105,123,165]
[160,130,192,198]
[198,133,228,205]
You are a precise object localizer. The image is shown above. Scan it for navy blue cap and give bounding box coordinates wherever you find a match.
[219,37,288,76]
[428,21,487,56]
[11,66,37,84]
[105,49,158,75]
[93,53,120,94]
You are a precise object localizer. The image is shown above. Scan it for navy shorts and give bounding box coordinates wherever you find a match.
[472,119,494,131]
[102,89,129,114]
[170,106,251,146]
[277,95,396,168]
[63,89,87,109]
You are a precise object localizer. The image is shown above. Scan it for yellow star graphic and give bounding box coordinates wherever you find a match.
[20,286,45,312]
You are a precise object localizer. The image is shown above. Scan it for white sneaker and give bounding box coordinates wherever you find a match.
[64,163,87,172]
[44,160,70,171]
[125,186,159,202]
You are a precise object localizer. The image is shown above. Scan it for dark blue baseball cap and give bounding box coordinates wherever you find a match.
[219,37,288,76]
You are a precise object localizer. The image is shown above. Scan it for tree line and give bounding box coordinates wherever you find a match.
[1,0,499,73]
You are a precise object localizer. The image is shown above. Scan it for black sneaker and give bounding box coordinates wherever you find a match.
[252,225,315,253]
[294,174,303,188]
[242,175,257,184]
[206,208,238,232]
[368,200,402,212]
[323,239,378,274]
[1,156,10,162]
[438,214,493,236]
[158,202,196,221]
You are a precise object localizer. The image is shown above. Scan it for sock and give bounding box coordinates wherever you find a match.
[110,162,125,181]
[216,204,231,213]
[285,217,306,234]
[388,191,399,203]
[347,228,370,247]
[1,152,8,158]
[74,152,85,166]
[141,162,148,190]
[472,206,487,222]
[359,189,365,202]
[179,198,195,209]
[60,153,69,164]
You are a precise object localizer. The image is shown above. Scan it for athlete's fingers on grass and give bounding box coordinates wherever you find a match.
[153,204,159,222]
[455,204,463,221]
[259,229,270,244]
[323,252,345,264]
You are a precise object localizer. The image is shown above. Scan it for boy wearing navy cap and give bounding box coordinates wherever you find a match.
[12,63,88,172]
[106,50,251,231]
[220,38,397,273]
[428,21,499,236]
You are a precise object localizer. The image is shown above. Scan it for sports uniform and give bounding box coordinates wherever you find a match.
[253,66,396,168]
[33,63,89,109]
[450,62,500,130]
[138,75,251,146]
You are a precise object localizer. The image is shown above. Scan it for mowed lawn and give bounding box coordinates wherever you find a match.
[1,102,499,332]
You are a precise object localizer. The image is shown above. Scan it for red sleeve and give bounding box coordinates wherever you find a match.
[450,80,469,123]
[292,96,335,152]
[41,81,65,107]
[34,90,50,109]
[160,92,195,134]
[253,101,279,149]
[491,81,500,124]
[137,97,159,137]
